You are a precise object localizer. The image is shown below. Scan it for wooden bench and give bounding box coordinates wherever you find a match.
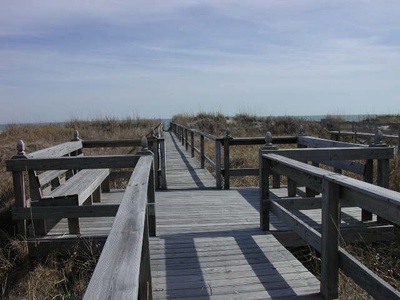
[9,134,111,235]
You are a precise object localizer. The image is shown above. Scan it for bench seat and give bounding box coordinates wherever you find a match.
[30,168,110,234]
[46,168,109,205]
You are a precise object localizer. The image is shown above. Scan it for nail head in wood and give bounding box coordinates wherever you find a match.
[17,140,26,155]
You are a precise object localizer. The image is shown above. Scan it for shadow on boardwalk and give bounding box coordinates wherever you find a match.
[151,228,320,299]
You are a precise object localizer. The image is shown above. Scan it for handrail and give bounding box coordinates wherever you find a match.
[260,152,400,299]
[171,121,397,194]
[170,122,222,188]
[82,137,166,190]
[170,122,299,189]
[322,120,400,150]
[84,155,154,300]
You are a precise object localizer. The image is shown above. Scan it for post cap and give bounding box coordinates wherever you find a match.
[298,125,305,136]
[374,130,383,144]
[265,131,273,146]
[17,140,26,155]
[141,136,149,151]
[72,130,81,141]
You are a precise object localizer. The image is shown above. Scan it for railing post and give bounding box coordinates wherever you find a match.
[139,214,152,300]
[259,134,277,231]
[362,159,374,221]
[185,128,189,151]
[149,138,159,190]
[371,130,390,223]
[12,140,28,236]
[223,129,232,189]
[190,130,195,157]
[139,137,156,237]
[215,139,222,189]
[200,134,205,168]
[398,127,400,155]
[264,132,281,188]
[159,138,167,189]
[321,178,340,299]
[259,151,270,231]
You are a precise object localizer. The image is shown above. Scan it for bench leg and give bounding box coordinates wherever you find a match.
[101,176,110,193]
[92,186,102,203]
[33,219,47,236]
[68,218,80,234]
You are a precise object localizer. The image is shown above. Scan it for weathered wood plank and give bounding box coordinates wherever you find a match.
[263,147,394,161]
[297,136,367,148]
[339,248,400,300]
[6,155,141,171]
[12,205,119,219]
[28,141,83,158]
[84,156,153,300]
[49,169,110,204]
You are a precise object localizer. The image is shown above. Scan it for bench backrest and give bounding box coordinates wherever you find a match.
[27,141,83,200]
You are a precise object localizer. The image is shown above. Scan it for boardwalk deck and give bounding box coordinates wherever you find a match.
[35,131,394,299]
[149,133,321,299]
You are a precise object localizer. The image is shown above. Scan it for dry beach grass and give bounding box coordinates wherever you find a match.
[0,113,399,299]
[0,117,160,299]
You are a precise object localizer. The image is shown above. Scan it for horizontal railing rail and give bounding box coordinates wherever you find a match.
[82,137,166,189]
[84,155,154,300]
[321,120,400,150]
[170,122,223,188]
[170,122,299,189]
[171,122,395,190]
[6,134,158,237]
[260,152,400,299]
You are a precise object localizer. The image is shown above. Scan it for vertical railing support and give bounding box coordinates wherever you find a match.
[159,138,167,189]
[138,137,156,237]
[215,139,222,189]
[139,214,153,300]
[12,140,28,236]
[321,178,340,300]
[200,135,205,169]
[371,130,390,223]
[190,131,195,157]
[185,128,189,150]
[362,159,374,221]
[223,129,231,189]
[259,134,277,231]
[264,132,280,188]
[259,152,270,231]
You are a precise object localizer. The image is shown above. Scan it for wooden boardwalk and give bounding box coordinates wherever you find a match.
[39,131,389,298]
[150,132,321,299]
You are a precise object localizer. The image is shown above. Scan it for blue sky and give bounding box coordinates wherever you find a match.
[1,0,400,123]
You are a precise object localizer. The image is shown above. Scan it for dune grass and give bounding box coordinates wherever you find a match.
[0,116,160,299]
[1,113,399,298]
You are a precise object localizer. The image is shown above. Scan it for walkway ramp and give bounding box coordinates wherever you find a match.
[150,133,321,299]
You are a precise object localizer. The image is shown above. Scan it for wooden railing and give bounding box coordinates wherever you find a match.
[171,122,395,189]
[84,154,154,300]
[170,122,298,189]
[83,136,166,189]
[6,130,162,238]
[170,122,223,188]
[260,146,399,299]
[322,119,400,150]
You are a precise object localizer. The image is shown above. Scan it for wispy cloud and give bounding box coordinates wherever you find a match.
[1,1,400,122]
